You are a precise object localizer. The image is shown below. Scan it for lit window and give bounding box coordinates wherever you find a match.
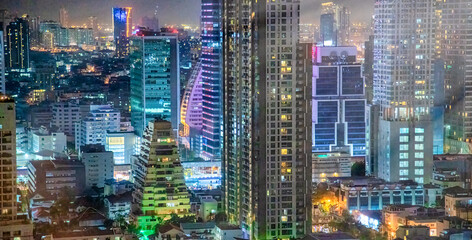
[415,169,424,175]
[400,153,409,159]
[400,136,409,142]
[415,144,424,150]
[400,169,409,176]
[400,144,409,151]
[415,152,424,158]
[281,149,288,155]
[400,128,409,134]
[281,216,288,222]
[415,177,424,184]
[399,161,409,167]
[415,128,424,134]
[415,161,424,167]
[415,136,424,142]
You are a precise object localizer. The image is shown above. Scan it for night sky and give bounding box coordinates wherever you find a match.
[0,0,374,26]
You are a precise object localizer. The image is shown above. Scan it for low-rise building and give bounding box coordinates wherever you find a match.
[80,144,114,188]
[312,152,352,183]
[395,225,430,240]
[27,159,85,197]
[180,222,215,239]
[49,228,133,240]
[105,191,132,221]
[104,179,133,196]
[28,126,67,153]
[213,224,244,240]
[445,186,472,220]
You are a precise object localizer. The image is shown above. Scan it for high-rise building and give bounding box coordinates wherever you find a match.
[0,94,34,239]
[222,1,312,239]
[312,46,366,156]
[5,17,30,70]
[105,131,136,165]
[0,30,5,94]
[320,1,350,46]
[200,0,222,160]
[439,0,472,154]
[88,16,98,38]
[131,120,191,235]
[75,105,121,152]
[51,100,81,139]
[373,0,436,183]
[130,35,180,137]
[59,7,69,27]
[112,7,132,57]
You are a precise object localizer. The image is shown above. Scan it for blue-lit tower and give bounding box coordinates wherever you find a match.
[129,35,180,137]
[112,7,132,57]
[313,46,366,156]
[200,0,222,160]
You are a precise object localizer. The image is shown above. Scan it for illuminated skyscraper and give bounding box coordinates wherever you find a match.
[312,46,366,156]
[0,95,34,239]
[223,0,312,239]
[201,0,222,160]
[112,7,132,57]
[5,17,30,70]
[373,0,436,183]
[131,120,191,234]
[130,35,180,137]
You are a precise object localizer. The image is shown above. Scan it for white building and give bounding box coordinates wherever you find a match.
[104,191,132,221]
[105,131,135,165]
[51,100,81,139]
[28,126,67,153]
[75,105,121,152]
[312,152,352,183]
[213,224,243,240]
[80,144,114,188]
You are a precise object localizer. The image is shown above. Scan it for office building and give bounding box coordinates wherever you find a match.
[131,120,191,234]
[51,100,81,139]
[320,1,350,46]
[312,46,366,156]
[201,0,222,160]
[312,152,352,183]
[439,0,472,154]
[75,105,121,151]
[180,61,203,159]
[373,0,436,183]
[105,131,136,165]
[28,126,67,153]
[113,7,132,57]
[89,16,98,38]
[222,1,312,239]
[5,17,30,70]
[27,159,85,197]
[80,144,114,188]
[130,35,180,137]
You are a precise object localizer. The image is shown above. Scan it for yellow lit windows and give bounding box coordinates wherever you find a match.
[281,149,288,155]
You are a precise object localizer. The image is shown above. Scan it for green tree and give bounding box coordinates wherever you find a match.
[351,161,366,176]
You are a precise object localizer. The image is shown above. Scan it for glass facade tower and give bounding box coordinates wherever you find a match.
[130,35,180,137]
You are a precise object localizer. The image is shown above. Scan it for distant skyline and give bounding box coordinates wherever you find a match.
[0,0,374,26]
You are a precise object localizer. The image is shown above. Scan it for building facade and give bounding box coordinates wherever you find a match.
[312,152,352,183]
[131,120,191,235]
[105,131,136,165]
[130,35,180,137]
[312,46,366,156]
[222,1,312,239]
[319,1,350,46]
[28,126,67,153]
[80,144,114,188]
[373,0,436,183]
[51,100,81,138]
[200,0,222,160]
[6,17,30,70]
[113,7,132,57]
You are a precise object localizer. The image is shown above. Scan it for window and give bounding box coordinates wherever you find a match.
[415,161,424,167]
[400,153,409,159]
[415,144,424,150]
[415,152,424,158]
[415,177,424,184]
[415,169,424,175]
[415,128,424,134]
[415,136,424,142]
[400,144,409,151]
[400,161,409,167]
[400,169,409,176]
[400,128,409,134]
[400,136,409,142]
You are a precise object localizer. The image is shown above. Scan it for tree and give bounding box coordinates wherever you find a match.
[351,161,366,176]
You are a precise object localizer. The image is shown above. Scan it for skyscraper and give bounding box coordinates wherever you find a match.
[222,0,312,239]
[320,1,350,46]
[59,7,69,27]
[130,35,180,137]
[131,120,191,235]
[5,17,30,70]
[200,0,222,160]
[0,94,34,239]
[112,7,132,57]
[439,0,472,154]
[373,0,436,183]
[312,46,366,156]
[88,16,98,38]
